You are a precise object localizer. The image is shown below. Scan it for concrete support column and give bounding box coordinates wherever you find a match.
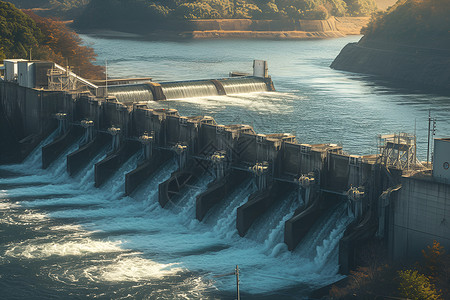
[108,126,121,152]
[377,185,401,238]
[211,150,227,180]
[174,143,188,170]
[139,131,154,160]
[297,173,316,207]
[250,162,269,191]
[55,112,68,136]
[81,119,94,144]
[347,186,365,220]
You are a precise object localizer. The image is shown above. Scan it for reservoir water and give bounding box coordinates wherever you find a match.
[1,36,449,299]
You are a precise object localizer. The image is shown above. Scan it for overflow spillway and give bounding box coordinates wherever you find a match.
[106,84,155,102]
[104,76,272,103]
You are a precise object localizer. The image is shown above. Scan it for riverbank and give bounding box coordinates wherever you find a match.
[180,30,345,39]
[77,17,368,40]
[331,0,450,93]
[331,38,450,92]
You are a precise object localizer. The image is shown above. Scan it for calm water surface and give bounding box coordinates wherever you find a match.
[1,36,449,299]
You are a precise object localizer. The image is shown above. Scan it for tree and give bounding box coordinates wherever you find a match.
[23,10,104,79]
[361,0,450,47]
[344,0,376,16]
[0,1,42,58]
[397,269,442,300]
[422,240,446,278]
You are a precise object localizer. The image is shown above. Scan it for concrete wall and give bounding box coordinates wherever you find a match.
[0,82,71,139]
[0,81,74,162]
[188,18,338,32]
[390,176,450,261]
[281,142,325,178]
[102,101,131,134]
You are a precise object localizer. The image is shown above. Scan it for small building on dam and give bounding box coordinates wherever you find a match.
[0,58,449,275]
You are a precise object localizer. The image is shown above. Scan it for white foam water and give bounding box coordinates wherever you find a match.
[1,137,352,298]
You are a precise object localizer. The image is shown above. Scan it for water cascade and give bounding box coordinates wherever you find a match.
[104,77,269,103]
[160,80,219,100]
[0,136,354,298]
[106,84,154,103]
[218,77,269,94]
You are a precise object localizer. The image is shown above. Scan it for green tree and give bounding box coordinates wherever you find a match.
[0,1,42,58]
[397,269,442,300]
[362,0,450,46]
[344,0,376,16]
[174,2,220,19]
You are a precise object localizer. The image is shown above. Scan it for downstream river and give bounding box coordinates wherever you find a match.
[1,36,449,299]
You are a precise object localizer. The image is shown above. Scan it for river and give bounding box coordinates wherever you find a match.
[0,36,449,299]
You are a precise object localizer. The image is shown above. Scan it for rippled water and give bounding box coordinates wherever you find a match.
[83,35,450,158]
[1,36,449,299]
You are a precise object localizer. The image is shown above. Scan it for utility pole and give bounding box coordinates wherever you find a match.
[213,265,241,300]
[427,110,431,167]
[235,265,240,300]
[431,117,437,163]
[105,59,108,97]
[427,110,438,167]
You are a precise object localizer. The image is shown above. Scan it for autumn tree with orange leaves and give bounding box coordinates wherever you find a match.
[23,10,104,79]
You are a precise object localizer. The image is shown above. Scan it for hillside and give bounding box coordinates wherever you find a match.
[374,0,397,10]
[0,1,103,78]
[331,0,450,91]
[362,0,450,48]
[0,1,42,60]
[5,0,89,19]
[73,0,377,32]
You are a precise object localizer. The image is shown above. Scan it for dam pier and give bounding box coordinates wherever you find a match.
[1,59,449,277]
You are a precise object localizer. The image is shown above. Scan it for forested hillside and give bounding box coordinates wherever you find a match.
[0,1,103,78]
[362,0,450,47]
[7,0,378,20]
[78,0,376,23]
[331,0,450,91]
[6,0,89,19]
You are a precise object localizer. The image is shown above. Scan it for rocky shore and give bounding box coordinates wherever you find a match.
[331,38,450,92]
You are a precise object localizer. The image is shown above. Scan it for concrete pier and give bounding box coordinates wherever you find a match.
[67,132,110,176]
[125,150,173,196]
[196,170,249,221]
[339,208,378,274]
[42,126,83,169]
[284,192,341,250]
[236,181,294,236]
[95,141,140,187]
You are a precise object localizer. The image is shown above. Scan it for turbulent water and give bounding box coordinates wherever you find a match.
[1,36,449,299]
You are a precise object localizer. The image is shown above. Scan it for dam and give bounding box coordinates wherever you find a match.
[1,57,449,296]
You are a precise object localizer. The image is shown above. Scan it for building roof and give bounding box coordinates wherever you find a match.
[436,138,450,142]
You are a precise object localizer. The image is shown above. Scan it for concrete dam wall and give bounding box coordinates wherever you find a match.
[0,80,414,274]
[187,18,340,32]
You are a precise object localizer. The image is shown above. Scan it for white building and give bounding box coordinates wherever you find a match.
[433,138,450,183]
[4,59,27,82]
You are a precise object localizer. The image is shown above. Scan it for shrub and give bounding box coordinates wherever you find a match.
[397,269,442,300]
